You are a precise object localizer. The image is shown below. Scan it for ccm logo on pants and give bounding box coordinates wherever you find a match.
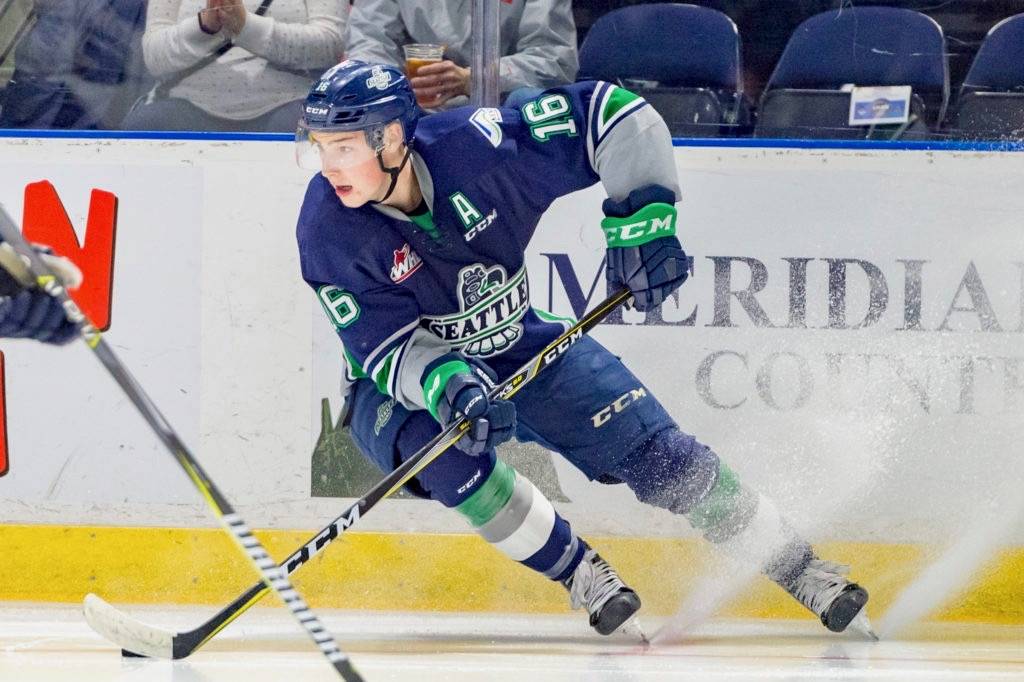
[591,388,647,428]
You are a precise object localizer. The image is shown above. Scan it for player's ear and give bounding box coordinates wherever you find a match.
[384,121,406,150]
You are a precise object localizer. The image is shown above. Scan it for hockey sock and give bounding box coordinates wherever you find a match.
[615,428,812,586]
[685,459,759,542]
[454,459,586,582]
[687,460,813,587]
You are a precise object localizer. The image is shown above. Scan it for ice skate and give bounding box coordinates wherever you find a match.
[784,559,873,635]
[563,549,641,635]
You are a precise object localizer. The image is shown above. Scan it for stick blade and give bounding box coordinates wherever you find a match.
[83,593,175,659]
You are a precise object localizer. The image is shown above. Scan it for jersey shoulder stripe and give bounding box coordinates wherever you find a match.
[586,82,649,167]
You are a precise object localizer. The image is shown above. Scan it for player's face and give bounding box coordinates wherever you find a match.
[314,131,388,208]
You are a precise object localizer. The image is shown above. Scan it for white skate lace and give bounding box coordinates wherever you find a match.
[568,551,626,616]
[790,559,852,617]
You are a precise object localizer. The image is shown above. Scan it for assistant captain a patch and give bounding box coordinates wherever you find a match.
[390,243,422,283]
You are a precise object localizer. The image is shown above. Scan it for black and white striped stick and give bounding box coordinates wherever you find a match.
[0,204,363,682]
[82,283,633,660]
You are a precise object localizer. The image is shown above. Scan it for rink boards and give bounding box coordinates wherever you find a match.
[0,135,1022,621]
[2,524,1024,625]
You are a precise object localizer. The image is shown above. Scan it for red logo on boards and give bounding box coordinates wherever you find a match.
[0,181,119,477]
[24,181,118,329]
[390,243,422,283]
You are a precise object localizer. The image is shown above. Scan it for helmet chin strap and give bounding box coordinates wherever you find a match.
[371,145,413,205]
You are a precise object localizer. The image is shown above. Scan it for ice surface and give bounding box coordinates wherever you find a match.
[2,604,1022,681]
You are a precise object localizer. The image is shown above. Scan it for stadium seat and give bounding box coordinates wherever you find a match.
[955,13,1024,139]
[755,7,948,140]
[577,3,747,137]
[755,89,930,140]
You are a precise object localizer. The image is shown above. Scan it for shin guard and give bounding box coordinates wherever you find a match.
[454,459,586,582]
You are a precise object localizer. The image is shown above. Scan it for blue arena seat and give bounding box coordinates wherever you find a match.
[755,89,930,140]
[755,7,948,139]
[955,13,1024,139]
[577,3,746,137]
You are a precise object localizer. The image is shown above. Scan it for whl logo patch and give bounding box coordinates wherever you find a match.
[424,263,529,358]
[390,243,422,283]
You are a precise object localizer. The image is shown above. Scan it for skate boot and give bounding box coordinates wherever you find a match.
[563,549,641,635]
[784,559,870,633]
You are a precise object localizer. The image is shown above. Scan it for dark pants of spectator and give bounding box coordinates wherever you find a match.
[122,97,304,132]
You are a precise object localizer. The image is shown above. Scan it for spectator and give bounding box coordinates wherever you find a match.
[0,0,147,129]
[123,0,345,132]
[345,0,577,110]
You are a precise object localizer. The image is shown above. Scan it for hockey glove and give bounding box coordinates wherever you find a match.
[422,354,517,456]
[0,241,83,345]
[603,184,689,312]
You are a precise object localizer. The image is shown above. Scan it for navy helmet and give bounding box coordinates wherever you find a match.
[297,61,424,200]
[300,61,421,141]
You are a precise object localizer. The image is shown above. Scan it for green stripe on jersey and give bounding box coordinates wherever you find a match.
[422,359,473,420]
[372,347,398,395]
[602,86,642,126]
[455,460,516,527]
[344,348,368,379]
[534,307,577,326]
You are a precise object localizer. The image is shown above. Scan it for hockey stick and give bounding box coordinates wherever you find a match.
[84,285,633,660]
[0,205,364,682]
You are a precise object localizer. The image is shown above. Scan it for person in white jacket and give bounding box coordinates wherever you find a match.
[344,0,577,110]
[123,0,345,131]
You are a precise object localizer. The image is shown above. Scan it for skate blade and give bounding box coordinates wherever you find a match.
[621,617,650,646]
[849,611,879,642]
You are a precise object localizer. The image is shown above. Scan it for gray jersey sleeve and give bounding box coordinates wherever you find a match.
[392,327,454,412]
[336,332,444,421]
[587,86,681,204]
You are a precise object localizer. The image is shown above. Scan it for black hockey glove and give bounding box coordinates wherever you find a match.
[422,354,516,456]
[603,184,689,312]
[0,242,82,345]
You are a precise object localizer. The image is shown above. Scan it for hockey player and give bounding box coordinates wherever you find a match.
[293,60,873,637]
[0,59,873,639]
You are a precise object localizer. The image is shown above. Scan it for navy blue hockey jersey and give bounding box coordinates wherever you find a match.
[297,80,680,412]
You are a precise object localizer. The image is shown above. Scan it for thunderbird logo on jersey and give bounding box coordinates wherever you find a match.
[424,263,529,358]
[390,243,422,283]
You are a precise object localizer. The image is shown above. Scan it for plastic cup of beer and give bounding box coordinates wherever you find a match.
[403,43,445,105]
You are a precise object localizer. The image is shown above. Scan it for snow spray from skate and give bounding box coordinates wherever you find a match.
[876,471,1024,638]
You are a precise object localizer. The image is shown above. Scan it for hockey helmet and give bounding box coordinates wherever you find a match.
[296,60,422,171]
